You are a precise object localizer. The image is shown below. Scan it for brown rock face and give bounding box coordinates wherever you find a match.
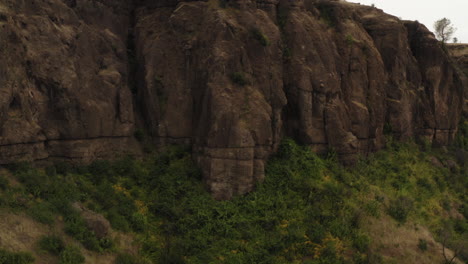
[0,0,465,199]
[0,0,137,163]
[447,43,468,117]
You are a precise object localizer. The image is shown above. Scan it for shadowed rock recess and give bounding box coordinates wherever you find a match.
[0,0,465,199]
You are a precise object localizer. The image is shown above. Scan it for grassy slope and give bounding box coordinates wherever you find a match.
[0,130,466,264]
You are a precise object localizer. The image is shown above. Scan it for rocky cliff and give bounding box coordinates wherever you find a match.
[0,0,465,199]
[448,43,468,117]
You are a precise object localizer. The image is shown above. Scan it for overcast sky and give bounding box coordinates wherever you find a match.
[346,0,468,43]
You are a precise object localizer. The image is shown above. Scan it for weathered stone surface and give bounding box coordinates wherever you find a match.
[447,43,468,118]
[0,0,139,163]
[0,0,465,199]
[134,0,463,199]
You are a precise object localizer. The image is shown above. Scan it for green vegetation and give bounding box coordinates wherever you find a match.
[277,6,290,30]
[38,235,65,256]
[455,118,468,150]
[345,34,357,46]
[134,129,145,142]
[418,238,428,251]
[154,76,168,115]
[0,136,466,263]
[251,28,270,47]
[59,246,85,264]
[317,4,336,28]
[219,0,227,8]
[115,253,145,264]
[0,249,34,264]
[230,72,249,86]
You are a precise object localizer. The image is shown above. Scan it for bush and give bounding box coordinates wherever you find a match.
[0,249,34,264]
[27,202,56,224]
[59,246,85,264]
[418,238,428,251]
[54,162,73,175]
[133,129,145,142]
[64,214,102,251]
[38,235,65,255]
[230,72,249,86]
[345,34,356,45]
[0,175,8,190]
[387,196,413,223]
[251,28,270,46]
[4,162,32,174]
[115,253,142,264]
[317,4,336,28]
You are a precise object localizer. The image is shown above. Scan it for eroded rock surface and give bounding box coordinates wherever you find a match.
[448,43,468,117]
[0,0,465,199]
[0,0,137,163]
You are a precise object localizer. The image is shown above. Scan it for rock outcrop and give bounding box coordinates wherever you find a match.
[0,0,465,199]
[0,0,137,163]
[447,43,468,117]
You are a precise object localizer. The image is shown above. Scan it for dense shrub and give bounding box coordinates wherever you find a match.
[27,202,55,224]
[3,138,466,264]
[115,253,143,264]
[0,175,8,190]
[387,196,413,223]
[230,72,249,86]
[0,249,34,264]
[59,246,85,264]
[38,235,65,255]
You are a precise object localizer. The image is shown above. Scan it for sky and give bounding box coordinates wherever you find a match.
[346,0,468,43]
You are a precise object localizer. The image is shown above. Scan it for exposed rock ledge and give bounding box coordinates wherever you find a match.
[0,0,465,199]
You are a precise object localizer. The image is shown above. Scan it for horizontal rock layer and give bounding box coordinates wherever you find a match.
[0,0,465,199]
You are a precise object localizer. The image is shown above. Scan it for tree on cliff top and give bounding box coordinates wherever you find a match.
[434,18,456,44]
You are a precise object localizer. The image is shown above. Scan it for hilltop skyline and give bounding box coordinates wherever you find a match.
[347,0,468,43]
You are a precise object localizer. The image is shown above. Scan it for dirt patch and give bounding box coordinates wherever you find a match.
[363,214,463,264]
[0,210,138,264]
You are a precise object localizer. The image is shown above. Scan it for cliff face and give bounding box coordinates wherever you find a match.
[448,43,468,117]
[0,0,136,162]
[0,0,465,199]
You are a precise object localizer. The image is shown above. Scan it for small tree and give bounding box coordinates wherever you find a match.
[453,37,458,43]
[434,18,456,44]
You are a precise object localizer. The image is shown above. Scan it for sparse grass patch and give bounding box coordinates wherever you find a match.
[346,34,357,45]
[0,249,34,264]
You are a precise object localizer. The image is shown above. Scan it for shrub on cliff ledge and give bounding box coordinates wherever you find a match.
[230,72,249,86]
[251,28,270,46]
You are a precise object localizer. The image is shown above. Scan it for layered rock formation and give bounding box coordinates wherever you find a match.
[0,0,137,163]
[448,43,468,117]
[0,0,465,199]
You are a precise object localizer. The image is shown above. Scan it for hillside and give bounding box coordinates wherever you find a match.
[0,137,466,263]
[0,0,467,263]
